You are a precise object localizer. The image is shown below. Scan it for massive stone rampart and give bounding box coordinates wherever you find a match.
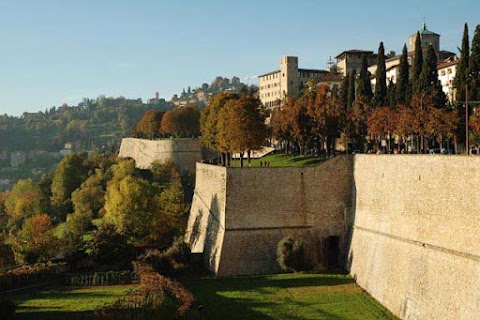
[185,156,354,276]
[348,155,480,320]
[186,154,480,319]
[118,138,205,172]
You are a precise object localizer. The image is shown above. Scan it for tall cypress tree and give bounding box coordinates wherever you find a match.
[418,45,446,107]
[347,70,356,110]
[412,32,423,94]
[396,44,410,106]
[357,54,373,102]
[387,80,396,108]
[341,75,349,110]
[454,23,470,102]
[374,42,387,106]
[469,25,480,102]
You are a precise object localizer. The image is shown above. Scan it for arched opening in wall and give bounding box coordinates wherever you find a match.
[324,236,340,269]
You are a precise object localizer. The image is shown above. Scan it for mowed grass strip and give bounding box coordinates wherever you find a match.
[181,273,398,320]
[9,284,137,320]
[231,154,326,167]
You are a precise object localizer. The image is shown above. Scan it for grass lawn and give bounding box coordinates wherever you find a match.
[181,273,398,320]
[9,284,137,320]
[230,153,326,168]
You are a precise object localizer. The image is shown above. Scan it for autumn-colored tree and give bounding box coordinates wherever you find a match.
[367,107,397,152]
[161,104,200,137]
[394,105,415,151]
[200,93,239,164]
[270,106,293,153]
[217,97,268,166]
[307,85,345,154]
[134,110,164,139]
[410,94,431,153]
[13,214,58,264]
[287,96,314,154]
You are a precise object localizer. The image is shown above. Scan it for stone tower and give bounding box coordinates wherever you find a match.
[280,56,299,98]
[408,22,440,56]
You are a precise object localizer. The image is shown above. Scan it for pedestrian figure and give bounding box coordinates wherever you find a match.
[260,161,263,167]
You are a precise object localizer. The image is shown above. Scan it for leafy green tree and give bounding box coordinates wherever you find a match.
[412,32,423,94]
[0,232,15,268]
[454,23,470,102]
[71,169,105,218]
[357,54,373,102]
[396,44,410,106]
[150,180,189,246]
[374,42,387,107]
[200,93,239,165]
[469,25,480,102]
[5,179,46,233]
[387,80,396,108]
[90,224,135,269]
[51,153,89,222]
[104,175,161,241]
[418,45,446,107]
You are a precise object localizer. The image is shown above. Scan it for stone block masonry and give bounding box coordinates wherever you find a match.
[348,155,480,320]
[186,154,480,319]
[185,156,354,276]
[118,138,210,172]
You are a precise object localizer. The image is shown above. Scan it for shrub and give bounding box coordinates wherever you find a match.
[276,235,305,272]
[95,261,195,320]
[0,262,67,291]
[0,298,16,320]
[141,237,190,276]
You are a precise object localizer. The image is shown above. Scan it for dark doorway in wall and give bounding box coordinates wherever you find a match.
[325,236,340,269]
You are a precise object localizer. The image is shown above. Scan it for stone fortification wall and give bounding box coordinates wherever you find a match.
[118,138,205,172]
[186,156,354,276]
[185,164,227,273]
[348,155,480,320]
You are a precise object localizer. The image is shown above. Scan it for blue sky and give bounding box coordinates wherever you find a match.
[0,0,478,116]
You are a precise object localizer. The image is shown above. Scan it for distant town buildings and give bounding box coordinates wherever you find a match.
[257,23,461,109]
[170,76,244,108]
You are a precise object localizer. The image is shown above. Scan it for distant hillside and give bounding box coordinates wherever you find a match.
[170,76,257,108]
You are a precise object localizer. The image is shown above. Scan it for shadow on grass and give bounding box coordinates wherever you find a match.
[15,310,92,320]
[181,274,355,320]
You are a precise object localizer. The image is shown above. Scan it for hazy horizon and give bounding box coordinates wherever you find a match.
[0,0,478,116]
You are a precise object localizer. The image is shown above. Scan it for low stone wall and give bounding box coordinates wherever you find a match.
[118,138,205,172]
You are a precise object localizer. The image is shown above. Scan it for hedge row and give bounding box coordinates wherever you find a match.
[67,271,137,286]
[0,262,67,291]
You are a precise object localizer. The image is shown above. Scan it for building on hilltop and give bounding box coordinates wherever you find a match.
[258,56,332,109]
[335,50,377,77]
[367,22,458,102]
[437,56,460,102]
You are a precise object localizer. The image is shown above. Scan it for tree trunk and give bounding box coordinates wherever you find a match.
[240,152,244,167]
[247,149,251,165]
